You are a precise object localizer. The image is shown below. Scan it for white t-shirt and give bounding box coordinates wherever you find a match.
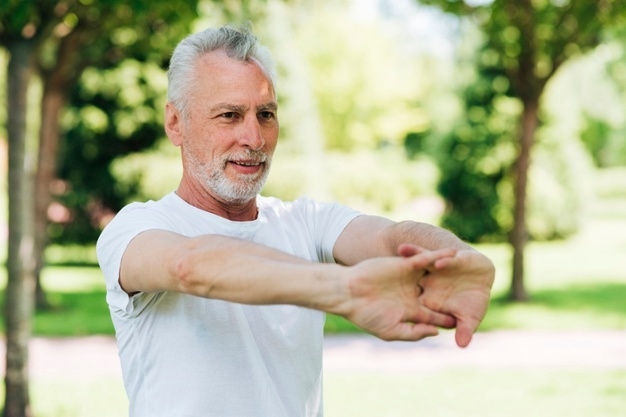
[96,192,360,417]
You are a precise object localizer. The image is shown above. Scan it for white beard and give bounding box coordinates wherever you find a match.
[187,149,272,204]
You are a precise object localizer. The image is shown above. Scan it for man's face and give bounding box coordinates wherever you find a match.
[177,50,279,205]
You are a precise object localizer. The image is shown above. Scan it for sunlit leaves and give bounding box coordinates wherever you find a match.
[294,2,432,151]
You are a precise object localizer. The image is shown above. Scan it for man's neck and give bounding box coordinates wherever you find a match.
[175,182,259,222]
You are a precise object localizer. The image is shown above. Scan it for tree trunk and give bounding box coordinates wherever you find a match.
[508,98,538,302]
[33,26,86,310]
[34,79,67,310]
[3,40,38,417]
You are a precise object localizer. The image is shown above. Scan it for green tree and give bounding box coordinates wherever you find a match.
[33,0,197,304]
[56,61,173,244]
[0,2,59,415]
[436,51,515,242]
[1,1,197,415]
[419,0,626,300]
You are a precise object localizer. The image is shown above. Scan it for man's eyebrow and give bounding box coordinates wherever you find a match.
[209,103,277,113]
[258,102,278,112]
[210,103,247,113]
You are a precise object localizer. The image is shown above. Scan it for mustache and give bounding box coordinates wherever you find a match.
[226,149,269,164]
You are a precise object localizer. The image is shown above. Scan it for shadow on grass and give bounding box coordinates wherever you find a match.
[0,289,114,336]
[0,289,113,337]
[492,282,626,315]
[533,282,626,313]
[33,290,114,336]
[46,260,100,268]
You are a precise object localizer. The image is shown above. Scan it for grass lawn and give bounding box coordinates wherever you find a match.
[0,378,128,417]
[324,369,626,417]
[0,368,624,417]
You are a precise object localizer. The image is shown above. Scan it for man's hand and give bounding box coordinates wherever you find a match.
[398,244,495,348]
[340,248,458,342]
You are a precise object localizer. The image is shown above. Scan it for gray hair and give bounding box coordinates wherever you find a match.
[167,23,277,120]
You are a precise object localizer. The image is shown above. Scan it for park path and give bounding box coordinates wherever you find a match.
[4,329,625,379]
[323,329,626,372]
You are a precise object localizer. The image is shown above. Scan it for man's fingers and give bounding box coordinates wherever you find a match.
[397,244,425,257]
[392,323,439,342]
[454,318,478,348]
[432,255,457,270]
[407,248,457,270]
[407,305,456,329]
[428,311,456,329]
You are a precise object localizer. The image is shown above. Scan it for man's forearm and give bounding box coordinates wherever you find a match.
[385,220,474,252]
[334,215,474,266]
[123,230,349,314]
[171,234,349,313]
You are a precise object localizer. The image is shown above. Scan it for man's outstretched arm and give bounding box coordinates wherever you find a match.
[333,215,496,347]
[119,229,457,341]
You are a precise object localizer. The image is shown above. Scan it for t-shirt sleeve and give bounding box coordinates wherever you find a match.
[295,197,362,264]
[96,202,175,316]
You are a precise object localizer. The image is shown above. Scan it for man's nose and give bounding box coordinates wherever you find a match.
[238,117,265,150]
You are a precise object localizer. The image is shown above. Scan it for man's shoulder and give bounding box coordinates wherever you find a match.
[115,192,188,217]
[100,192,182,235]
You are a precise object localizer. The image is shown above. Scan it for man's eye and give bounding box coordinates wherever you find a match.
[259,111,275,120]
[222,112,236,119]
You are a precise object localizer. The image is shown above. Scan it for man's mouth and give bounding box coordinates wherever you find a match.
[227,159,266,175]
[231,160,263,167]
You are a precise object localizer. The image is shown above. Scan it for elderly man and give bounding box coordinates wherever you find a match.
[97,24,494,417]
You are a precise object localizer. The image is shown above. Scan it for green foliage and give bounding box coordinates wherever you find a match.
[432,47,517,242]
[0,0,59,39]
[421,0,626,98]
[433,68,594,243]
[263,147,440,217]
[295,2,430,151]
[416,0,626,243]
[45,244,98,266]
[196,0,272,25]
[525,130,593,240]
[38,2,189,242]
[595,167,626,199]
[326,149,439,214]
[414,0,623,243]
[584,39,626,167]
[109,138,182,202]
[54,60,169,244]
[542,40,626,169]
[4,0,199,247]
[580,114,626,168]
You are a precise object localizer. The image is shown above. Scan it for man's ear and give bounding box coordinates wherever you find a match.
[164,102,184,146]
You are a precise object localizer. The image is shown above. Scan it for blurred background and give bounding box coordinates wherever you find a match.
[1,0,625,416]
